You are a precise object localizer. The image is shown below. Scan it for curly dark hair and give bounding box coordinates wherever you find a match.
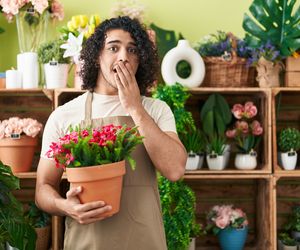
[79,16,159,95]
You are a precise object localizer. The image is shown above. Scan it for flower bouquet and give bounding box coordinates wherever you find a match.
[46,124,144,216]
[206,204,248,250]
[226,101,263,170]
[0,117,43,172]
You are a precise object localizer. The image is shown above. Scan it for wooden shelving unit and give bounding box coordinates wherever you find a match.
[3,87,300,250]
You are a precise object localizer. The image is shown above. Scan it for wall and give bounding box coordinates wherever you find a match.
[0,0,253,71]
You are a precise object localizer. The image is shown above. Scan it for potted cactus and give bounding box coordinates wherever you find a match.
[278,128,300,170]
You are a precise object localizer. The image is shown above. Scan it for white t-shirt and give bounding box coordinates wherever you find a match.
[40,92,177,159]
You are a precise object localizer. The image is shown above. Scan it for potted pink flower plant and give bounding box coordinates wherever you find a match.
[206,204,248,250]
[0,117,43,173]
[226,101,263,170]
[46,124,144,216]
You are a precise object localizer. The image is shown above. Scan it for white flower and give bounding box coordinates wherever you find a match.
[60,32,84,64]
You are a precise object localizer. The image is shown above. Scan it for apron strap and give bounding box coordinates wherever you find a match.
[84,91,93,127]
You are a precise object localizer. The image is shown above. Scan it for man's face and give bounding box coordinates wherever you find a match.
[98,29,139,91]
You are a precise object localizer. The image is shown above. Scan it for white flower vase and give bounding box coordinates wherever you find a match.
[186,153,200,170]
[234,152,257,170]
[17,52,39,89]
[188,238,196,250]
[161,39,205,88]
[280,152,298,170]
[44,63,69,88]
[206,154,225,170]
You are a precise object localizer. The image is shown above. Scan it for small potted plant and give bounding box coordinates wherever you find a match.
[278,128,300,170]
[0,117,43,173]
[226,101,263,170]
[0,161,36,250]
[284,206,300,242]
[206,204,248,250]
[46,124,143,216]
[206,136,227,170]
[38,39,70,89]
[25,202,51,250]
[278,233,298,250]
[158,176,203,250]
[181,129,206,170]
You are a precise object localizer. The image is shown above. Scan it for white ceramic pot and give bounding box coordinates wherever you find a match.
[280,152,298,170]
[6,242,19,250]
[197,153,204,169]
[186,153,200,170]
[188,237,196,250]
[234,153,257,170]
[44,63,69,88]
[206,154,225,170]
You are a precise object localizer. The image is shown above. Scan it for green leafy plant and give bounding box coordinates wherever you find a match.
[0,161,36,250]
[25,202,50,228]
[38,39,70,64]
[200,93,232,141]
[181,129,206,154]
[278,128,300,153]
[152,83,196,139]
[284,205,300,232]
[243,0,300,57]
[206,136,226,156]
[158,176,204,250]
[46,124,144,170]
[278,232,297,246]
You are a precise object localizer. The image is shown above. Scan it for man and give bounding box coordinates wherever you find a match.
[35,16,187,249]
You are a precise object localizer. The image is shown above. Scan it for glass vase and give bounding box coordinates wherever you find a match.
[16,7,49,53]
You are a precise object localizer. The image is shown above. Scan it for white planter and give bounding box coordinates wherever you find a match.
[280,152,298,170]
[234,153,257,170]
[6,242,19,250]
[197,153,204,169]
[186,153,200,170]
[44,63,69,89]
[188,237,196,250]
[206,154,225,170]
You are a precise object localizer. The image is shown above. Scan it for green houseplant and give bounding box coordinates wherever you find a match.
[158,176,203,250]
[278,233,297,250]
[278,128,300,170]
[37,39,70,89]
[283,206,300,245]
[200,93,232,170]
[0,161,36,250]
[25,202,51,250]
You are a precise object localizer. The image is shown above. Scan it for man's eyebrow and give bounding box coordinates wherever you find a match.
[106,40,137,46]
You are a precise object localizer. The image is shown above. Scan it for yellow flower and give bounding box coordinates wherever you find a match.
[292,51,300,58]
[71,16,81,29]
[67,21,75,32]
[79,15,88,28]
[84,24,95,39]
[89,15,101,26]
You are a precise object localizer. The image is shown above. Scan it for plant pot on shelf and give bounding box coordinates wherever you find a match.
[188,237,196,250]
[66,160,126,217]
[234,152,257,170]
[217,226,248,250]
[280,151,298,170]
[35,225,51,250]
[223,144,231,169]
[285,56,300,87]
[186,152,204,170]
[44,63,69,89]
[256,57,282,87]
[206,154,225,170]
[0,136,38,173]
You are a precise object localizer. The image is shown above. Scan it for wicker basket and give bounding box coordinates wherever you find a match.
[201,33,257,88]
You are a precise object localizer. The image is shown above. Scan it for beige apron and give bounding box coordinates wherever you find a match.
[64,92,167,250]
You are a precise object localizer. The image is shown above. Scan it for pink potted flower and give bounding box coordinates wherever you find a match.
[0,117,43,173]
[46,124,144,216]
[206,204,249,250]
[226,101,263,170]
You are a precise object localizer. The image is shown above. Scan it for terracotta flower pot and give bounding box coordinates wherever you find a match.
[66,160,126,217]
[35,226,51,250]
[0,135,38,173]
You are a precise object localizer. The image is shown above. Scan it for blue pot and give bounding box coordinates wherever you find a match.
[217,226,248,250]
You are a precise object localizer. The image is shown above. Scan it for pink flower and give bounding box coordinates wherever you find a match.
[251,120,263,135]
[236,121,249,134]
[50,0,64,21]
[226,129,236,138]
[244,102,257,118]
[215,215,230,229]
[0,123,5,139]
[232,104,244,119]
[0,0,25,15]
[31,0,49,14]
